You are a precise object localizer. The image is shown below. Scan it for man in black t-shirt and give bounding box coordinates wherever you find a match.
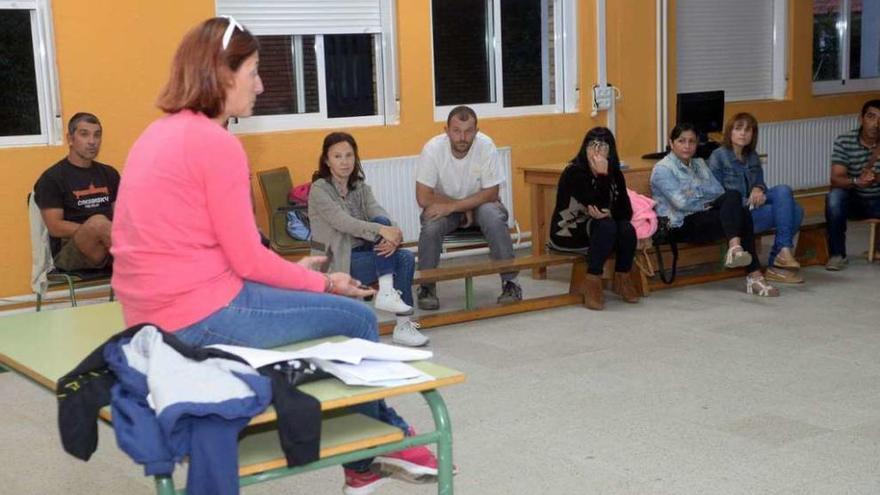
[34,113,120,271]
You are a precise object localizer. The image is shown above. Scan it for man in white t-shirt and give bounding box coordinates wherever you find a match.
[414,106,522,309]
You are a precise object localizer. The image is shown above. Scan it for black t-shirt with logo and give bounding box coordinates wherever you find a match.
[34,158,121,255]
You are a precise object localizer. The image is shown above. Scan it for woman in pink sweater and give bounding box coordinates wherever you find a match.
[111,17,439,492]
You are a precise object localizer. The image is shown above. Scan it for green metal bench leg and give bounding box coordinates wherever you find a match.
[422,389,454,495]
[464,277,474,310]
[36,293,42,312]
[154,475,176,495]
[67,278,77,307]
[109,287,115,302]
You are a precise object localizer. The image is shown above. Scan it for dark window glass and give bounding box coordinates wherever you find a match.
[324,34,376,118]
[0,10,41,137]
[254,35,319,116]
[254,36,296,115]
[432,0,492,105]
[501,0,544,107]
[812,1,842,81]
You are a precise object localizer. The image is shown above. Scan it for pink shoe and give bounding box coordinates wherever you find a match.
[371,428,440,483]
[343,468,389,495]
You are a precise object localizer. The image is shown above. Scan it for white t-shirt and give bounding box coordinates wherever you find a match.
[415,132,504,200]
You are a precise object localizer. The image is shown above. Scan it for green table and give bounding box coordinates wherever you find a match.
[0,302,465,494]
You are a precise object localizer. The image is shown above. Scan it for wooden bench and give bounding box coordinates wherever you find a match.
[0,303,465,494]
[379,253,586,334]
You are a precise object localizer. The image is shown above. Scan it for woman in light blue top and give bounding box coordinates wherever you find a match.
[651,123,779,297]
[708,112,804,284]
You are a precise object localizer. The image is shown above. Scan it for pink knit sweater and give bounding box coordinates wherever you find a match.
[111,111,325,330]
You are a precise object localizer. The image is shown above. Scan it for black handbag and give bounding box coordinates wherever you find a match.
[652,217,678,284]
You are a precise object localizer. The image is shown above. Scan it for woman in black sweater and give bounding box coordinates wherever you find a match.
[549,127,638,309]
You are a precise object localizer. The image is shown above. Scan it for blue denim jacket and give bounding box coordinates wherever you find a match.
[707,147,766,205]
[650,153,724,228]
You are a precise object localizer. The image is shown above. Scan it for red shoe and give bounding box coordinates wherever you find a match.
[343,468,388,495]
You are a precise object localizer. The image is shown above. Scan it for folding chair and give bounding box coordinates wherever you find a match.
[27,193,113,311]
[256,167,310,256]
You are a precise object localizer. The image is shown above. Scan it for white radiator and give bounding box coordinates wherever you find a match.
[757,114,858,190]
[362,147,514,242]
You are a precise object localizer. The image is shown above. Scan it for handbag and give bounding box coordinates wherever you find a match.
[286,206,311,241]
[651,217,678,284]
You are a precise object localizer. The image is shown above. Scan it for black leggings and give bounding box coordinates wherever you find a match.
[586,217,637,275]
[672,190,760,273]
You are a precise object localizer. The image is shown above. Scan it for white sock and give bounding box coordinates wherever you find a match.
[396,315,410,326]
[378,274,393,292]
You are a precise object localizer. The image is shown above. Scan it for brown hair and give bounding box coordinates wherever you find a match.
[446,105,478,127]
[156,17,259,119]
[722,112,759,156]
[313,132,365,190]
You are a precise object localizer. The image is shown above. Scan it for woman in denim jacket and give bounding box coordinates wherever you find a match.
[651,123,779,296]
[708,112,804,284]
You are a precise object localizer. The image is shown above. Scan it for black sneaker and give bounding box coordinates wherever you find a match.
[417,286,439,310]
[497,280,523,304]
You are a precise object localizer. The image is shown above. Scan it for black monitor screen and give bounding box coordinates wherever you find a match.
[676,90,725,140]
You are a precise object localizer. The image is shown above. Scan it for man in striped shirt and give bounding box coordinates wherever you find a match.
[825,99,880,270]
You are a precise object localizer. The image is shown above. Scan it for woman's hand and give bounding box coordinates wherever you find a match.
[326,272,375,298]
[297,256,327,271]
[374,239,397,257]
[378,225,403,247]
[587,205,610,219]
[587,143,609,176]
[747,187,766,208]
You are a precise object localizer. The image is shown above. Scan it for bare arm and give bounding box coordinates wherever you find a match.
[40,208,81,238]
[416,182,499,212]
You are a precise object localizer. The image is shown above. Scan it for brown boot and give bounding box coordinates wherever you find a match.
[612,271,640,303]
[583,273,605,310]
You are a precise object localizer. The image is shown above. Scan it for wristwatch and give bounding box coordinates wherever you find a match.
[851,176,858,187]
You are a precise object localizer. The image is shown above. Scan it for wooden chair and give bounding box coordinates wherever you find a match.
[256,167,310,256]
[865,218,880,262]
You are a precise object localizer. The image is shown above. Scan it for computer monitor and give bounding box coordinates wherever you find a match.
[676,90,725,142]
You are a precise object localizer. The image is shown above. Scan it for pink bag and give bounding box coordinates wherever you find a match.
[627,188,657,240]
[288,182,312,205]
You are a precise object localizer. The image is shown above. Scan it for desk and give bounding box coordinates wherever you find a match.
[0,303,465,494]
[520,156,656,279]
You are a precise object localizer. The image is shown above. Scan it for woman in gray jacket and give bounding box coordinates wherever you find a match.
[309,132,428,347]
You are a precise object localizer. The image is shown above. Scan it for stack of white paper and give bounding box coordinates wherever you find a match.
[208,339,433,387]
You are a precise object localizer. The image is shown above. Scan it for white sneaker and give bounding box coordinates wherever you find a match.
[392,320,429,347]
[374,289,412,314]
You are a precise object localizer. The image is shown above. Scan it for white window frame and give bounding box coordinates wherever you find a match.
[431,0,578,122]
[224,0,399,134]
[0,0,62,148]
[813,0,880,95]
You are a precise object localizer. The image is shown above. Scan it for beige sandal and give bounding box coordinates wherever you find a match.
[725,245,753,269]
[746,275,780,297]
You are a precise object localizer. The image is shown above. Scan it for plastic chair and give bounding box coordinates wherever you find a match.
[256,167,310,255]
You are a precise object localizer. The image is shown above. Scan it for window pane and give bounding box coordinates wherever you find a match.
[501,0,553,107]
[813,0,842,81]
[0,10,41,137]
[432,0,493,106]
[254,36,296,115]
[850,0,880,79]
[254,35,319,116]
[324,34,377,118]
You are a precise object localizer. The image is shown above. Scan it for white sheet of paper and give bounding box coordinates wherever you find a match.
[208,338,432,369]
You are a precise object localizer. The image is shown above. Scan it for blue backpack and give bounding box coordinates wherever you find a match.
[285,208,311,241]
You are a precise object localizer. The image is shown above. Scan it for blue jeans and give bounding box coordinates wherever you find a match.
[350,216,416,307]
[750,185,804,265]
[174,281,409,471]
[825,188,880,257]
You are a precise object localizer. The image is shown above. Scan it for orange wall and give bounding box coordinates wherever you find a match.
[1,0,878,299]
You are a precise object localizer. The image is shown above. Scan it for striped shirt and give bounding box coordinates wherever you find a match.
[832,129,880,199]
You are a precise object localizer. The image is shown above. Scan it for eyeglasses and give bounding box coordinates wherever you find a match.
[588,140,610,154]
[220,15,244,51]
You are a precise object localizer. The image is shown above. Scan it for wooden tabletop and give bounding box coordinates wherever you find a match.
[0,302,465,426]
